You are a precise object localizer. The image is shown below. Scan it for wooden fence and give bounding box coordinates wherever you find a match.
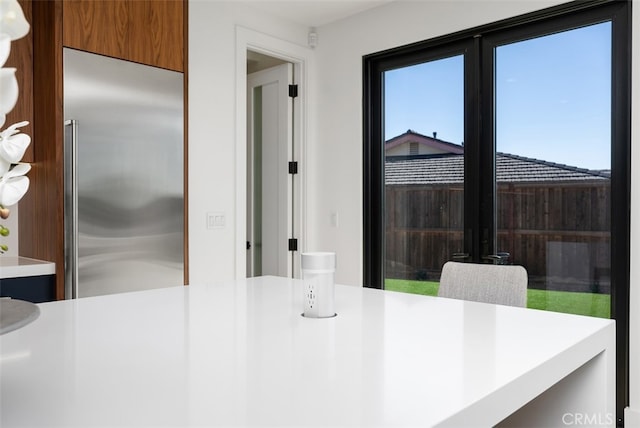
[385,181,611,293]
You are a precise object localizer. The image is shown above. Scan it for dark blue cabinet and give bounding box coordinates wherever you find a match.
[1,275,56,303]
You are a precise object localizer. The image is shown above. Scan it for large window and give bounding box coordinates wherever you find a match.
[363,1,630,424]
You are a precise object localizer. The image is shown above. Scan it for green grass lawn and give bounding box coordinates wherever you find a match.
[384,278,610,319]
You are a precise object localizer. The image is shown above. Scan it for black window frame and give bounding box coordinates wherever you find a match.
[363,1,630,425]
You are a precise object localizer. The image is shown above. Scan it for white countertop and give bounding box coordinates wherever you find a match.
[0,256,56,279]
[0,276,615,427]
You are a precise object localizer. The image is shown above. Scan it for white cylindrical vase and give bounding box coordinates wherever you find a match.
[300,252,337,318]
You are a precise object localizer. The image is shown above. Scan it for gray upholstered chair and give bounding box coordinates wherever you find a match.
[438,261,528,307]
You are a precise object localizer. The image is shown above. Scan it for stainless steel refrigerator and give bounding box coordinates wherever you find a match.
[63,48,184,299]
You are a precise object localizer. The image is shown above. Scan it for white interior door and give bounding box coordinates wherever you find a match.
[247,63,294,277]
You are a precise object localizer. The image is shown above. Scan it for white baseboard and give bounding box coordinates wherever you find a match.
[625,407,640,427]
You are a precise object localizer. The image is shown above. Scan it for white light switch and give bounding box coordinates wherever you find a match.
[207,212,225,229]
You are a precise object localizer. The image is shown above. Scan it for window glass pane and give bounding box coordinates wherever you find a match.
[384,55,464,295]
[495,22,611,318]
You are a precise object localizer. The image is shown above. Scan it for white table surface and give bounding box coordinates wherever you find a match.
[0,276,615,427]
[0,256,56,279]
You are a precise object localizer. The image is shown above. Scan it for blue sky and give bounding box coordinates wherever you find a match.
[384,22,611,171]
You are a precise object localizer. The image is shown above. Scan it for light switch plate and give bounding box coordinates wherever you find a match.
[207,212,225,229]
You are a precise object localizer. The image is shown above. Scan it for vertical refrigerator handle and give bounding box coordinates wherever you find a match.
[64,120,79,299]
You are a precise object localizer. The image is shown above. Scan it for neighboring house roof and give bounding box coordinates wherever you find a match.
[384,129,610,186]
[385,153,610,186]
[385,129,464,154]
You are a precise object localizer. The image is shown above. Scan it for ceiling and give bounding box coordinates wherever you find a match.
[243,1,395,27]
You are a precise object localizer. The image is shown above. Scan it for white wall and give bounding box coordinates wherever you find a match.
[188,0,309,283]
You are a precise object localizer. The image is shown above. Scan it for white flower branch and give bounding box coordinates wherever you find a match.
[0,0,31,254]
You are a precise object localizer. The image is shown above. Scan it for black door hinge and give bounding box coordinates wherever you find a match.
[288,84,298,98]
[288,238,298,251]
[288,161,298,174]
[246,241,251,250]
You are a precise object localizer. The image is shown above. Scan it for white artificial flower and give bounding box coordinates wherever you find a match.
[0,66,18,115]
[0,161,29,206]
[0,0,30,254]
[0,33,8,127]
[0,120,29,163]
[0,33,9,67]
[0,0,29,41]
[0,152,9,176]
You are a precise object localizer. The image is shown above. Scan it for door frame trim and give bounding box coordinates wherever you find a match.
[235,26,313,279]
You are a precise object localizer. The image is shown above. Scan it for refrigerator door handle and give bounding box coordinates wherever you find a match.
[64,119,79,299]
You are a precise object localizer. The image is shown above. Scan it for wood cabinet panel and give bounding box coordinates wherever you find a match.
[128,0,184,70]
[63,0,184,72]
[20,0,66,300]
[62,1,128,59]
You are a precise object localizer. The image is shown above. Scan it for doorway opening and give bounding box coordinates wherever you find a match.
[246,50,296,278]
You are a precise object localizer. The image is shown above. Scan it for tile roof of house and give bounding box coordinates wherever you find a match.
[385,129,464,154]
[385,152,610,186]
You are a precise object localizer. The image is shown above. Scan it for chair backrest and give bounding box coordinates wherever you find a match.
[438,261,528,307]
